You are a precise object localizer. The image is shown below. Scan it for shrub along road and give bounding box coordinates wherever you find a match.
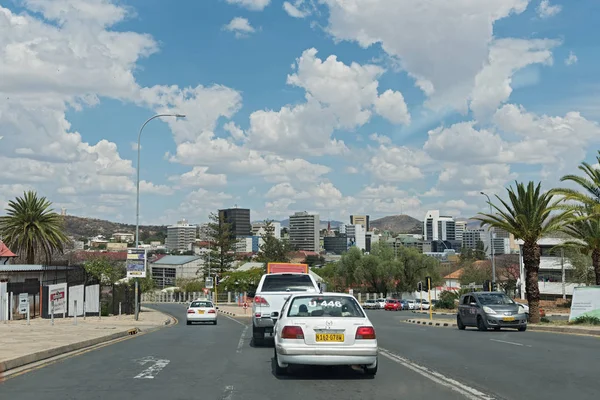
[1,305,599,400]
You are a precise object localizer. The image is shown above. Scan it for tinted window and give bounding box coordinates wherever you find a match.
[287,296,365,318]
[261,274,316,292]
[190,301,213,308]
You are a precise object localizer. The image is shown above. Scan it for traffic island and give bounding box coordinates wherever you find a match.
[405,318,457,327]
[217,305,252,318]
[0,307,174,379]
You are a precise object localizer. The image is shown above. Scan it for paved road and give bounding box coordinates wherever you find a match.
[2,305,598,400]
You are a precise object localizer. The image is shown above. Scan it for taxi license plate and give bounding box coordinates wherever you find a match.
[315,333,344,342]
[503,316,515,322]
[198,310,205,314]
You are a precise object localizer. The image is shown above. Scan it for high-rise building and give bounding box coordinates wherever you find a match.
[455,220,467,243]
[251,221,281,239]
[218,208,251,238]
[340,224,366,251]
[462,229,485,250]
[289,212,320,252]
[423,210,456,242]
[350,215,370,231]
[166,219,197,252]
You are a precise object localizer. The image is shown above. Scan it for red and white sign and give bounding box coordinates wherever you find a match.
[203,288,208,294]
[48,283,67,314]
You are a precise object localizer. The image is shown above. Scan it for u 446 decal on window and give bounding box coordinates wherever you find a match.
[308,300,343,308]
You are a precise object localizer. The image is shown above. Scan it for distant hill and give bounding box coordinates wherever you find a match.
[61,215,167,240]
[371,215,422,234]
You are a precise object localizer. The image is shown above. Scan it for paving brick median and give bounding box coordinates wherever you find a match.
[0,307,173,376]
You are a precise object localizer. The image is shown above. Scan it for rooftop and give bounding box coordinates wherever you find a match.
[0,241,17,258]
[152,255,202,265]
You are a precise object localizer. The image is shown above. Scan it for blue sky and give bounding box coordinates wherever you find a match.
[1,0,599,226]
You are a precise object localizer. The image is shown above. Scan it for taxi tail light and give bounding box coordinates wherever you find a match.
[355,326,376,339]
[208,309,216,314]
[254,296,269,306]
[187,309,195,314]
[281,326,304,339]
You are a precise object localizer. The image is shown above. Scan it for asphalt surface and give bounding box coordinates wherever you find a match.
[1,305,598,400]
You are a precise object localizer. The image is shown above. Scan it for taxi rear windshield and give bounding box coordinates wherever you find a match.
[190,301,212,308]
[261,274,316,292]
[287,296,365,318]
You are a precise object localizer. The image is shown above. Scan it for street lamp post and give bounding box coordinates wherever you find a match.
[480,192,496,290]
[135,113,185,320]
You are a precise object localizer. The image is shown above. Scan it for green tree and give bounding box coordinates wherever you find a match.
[220,267,264,293]
[395,245,441,293]
[474,181,572,323]
[458,262,492,286]
[83,257,126,285]
[564,248,595,286]
[355,242,402,295]
[558,208,600,285]
[256,220,291,264]
[551,150,600,217]
[0,191,69,264]
[337,246,363,288]
[200,212,238,277]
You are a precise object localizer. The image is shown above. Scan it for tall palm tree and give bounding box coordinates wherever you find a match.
[474,181,572,323]
[559,208,600,285]
[0,191,69,264]
[551,150,600,216]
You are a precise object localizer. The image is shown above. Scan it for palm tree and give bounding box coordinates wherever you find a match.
[559,208,600,285]
[0,191,69,264]
[473,181,572,323]
[551,150,600,216]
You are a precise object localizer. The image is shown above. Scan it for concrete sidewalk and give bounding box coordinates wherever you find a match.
[0,307,174,376]
[404,317,600,336]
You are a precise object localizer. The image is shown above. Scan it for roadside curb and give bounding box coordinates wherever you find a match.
[219,310,251,318]
[0,329,136,376]
[412,311,453,316]
[528,324,600,336]
[405,319,457,328]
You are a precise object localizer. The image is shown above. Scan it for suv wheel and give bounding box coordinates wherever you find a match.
[457,315,466,330]
[476,316,488,331]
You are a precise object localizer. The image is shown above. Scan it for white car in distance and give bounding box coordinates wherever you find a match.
[187,299,218,325]
[273,293,378,377]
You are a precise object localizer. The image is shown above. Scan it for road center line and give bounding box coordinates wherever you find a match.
[221,385,234,400]
[237,325,248,353]
[489,339,531,347]
[379,347,496,400]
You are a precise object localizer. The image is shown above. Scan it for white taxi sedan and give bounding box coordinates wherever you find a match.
[273,293,378,377]
[186,299,218,325]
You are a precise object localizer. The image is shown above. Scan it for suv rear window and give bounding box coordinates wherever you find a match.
[288,295,365,318]
[260,274,316,292]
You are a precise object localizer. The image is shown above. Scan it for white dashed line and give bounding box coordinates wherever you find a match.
[221,313,248,327]
[379,347,496,400]
[133,356,170,379]
[237,325,248,353]
[221,385,234,400]
[490,339,531,347]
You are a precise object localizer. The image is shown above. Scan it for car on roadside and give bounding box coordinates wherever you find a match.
[273,292,378,377]
[375,298,386,309]
[362,299,378,310]
[406,299,416,310]
[384,299,400,311]
[414,299,431,310]
[457,292,527,332]
[398,299,409,310]
[187,299,218,325]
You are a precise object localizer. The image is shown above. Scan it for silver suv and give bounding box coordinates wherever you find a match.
[457,292,527,332]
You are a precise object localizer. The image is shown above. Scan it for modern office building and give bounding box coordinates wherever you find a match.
[251,221,281,239]
[423,210,456,242]
[455,220,467,243]
[289,212,320,252]
[218,208,251,238]
[166,219,197,252]
[350,215,370,231]
[340,224,366,251]
[462,229,485,250]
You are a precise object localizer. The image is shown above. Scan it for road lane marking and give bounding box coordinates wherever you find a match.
[490,339,531,347]
[379,347,496,400]
[221,313,249,327]
[221,385,234,400]
[237,325,249,354]
[134,356,170,379]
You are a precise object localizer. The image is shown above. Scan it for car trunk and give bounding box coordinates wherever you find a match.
[292,318,366,347]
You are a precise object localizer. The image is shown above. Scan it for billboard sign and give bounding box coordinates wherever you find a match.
[127,248,147,278]
[569,286,600,321]
[347,237,356,249]
[205,277,214,289]
[48,283,67,314]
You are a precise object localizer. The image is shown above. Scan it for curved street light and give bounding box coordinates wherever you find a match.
[480,191,496,288]
[134,113,185,321]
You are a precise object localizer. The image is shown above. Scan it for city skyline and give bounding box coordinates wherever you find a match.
[2,1,599,226]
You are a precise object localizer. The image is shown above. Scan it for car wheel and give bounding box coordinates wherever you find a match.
[518,326,527,332]
[457,316,466,330]
[364,358,378,377]
[274,349,288,376]
[253,324,265,346]
[213,320,217,325]
[476,316,487,332]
